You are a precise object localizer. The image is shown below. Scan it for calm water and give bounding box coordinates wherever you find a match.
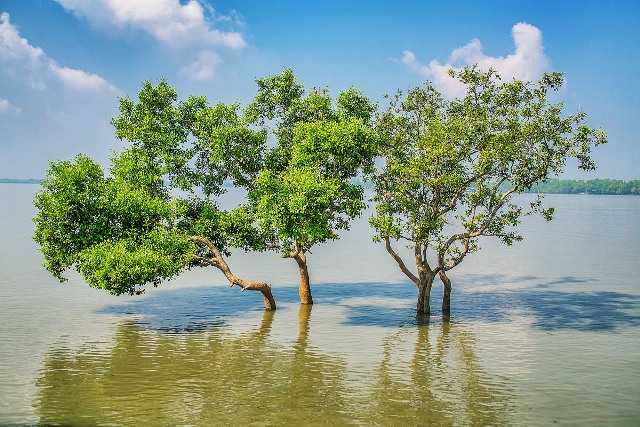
[1,184,639,426]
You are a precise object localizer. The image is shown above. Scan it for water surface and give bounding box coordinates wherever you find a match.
[1,185,639,425]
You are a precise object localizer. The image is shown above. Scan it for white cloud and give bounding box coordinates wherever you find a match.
[179,50,222,81]
[49,63,119,92]
[0,12,44,63]
[0,98,22,114]
[54,0,246,49]
[0,12,47,89]
[402,22,551,97]
[0,12,119,93]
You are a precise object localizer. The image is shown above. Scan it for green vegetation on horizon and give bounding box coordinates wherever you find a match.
[4,177,640,195]
[0,178,41,184]
[527,178,640,195]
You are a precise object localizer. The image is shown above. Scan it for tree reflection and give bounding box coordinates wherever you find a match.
[364,315,514,426]
[36,310,513,426]
[36,308,351,426]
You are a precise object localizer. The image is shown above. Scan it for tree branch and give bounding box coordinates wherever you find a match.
[438,186,517,270]
[385,237,420,286]
[189,235,224,261]
[188,235,276,309]
[439,169,491,216]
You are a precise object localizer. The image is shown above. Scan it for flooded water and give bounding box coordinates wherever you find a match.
[1,184,639,425]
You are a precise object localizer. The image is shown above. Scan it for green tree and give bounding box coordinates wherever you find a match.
[370,67,606,314]
[246,69,379,304]
[33,80,276,309]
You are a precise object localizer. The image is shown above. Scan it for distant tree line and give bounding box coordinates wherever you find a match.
[5,177,639,196]
[527,178,640,195]
[0,178,41,184]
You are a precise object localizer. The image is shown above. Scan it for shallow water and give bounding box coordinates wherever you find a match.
[1,185,639,425]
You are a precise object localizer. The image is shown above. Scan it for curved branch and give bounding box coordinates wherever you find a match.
[385,237,420,286]
[438,187,517,270]
[189,235,276,310]
[189,235,224,260]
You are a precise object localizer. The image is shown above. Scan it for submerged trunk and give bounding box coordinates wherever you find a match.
[416,274,435,315]
[294,253,313,305]
[221,270,277,311]
[439,270,452,312]
[189,236,276,310]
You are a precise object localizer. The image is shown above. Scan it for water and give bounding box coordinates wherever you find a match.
[1,184,639,425]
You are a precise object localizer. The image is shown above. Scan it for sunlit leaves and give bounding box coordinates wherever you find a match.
[246,69,379,256]
[33,154,183,287]
[371,66,606,275]
[34,79,271,295]
[77,229,195,295]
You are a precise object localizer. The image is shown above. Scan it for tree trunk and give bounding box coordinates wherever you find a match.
[221,270,277,310]
[417,275,435,315]
[188,236,276,310]
[439,270,451,313]
[294,253,313,305]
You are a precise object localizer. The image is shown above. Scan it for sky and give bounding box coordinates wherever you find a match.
[1,0,639,180]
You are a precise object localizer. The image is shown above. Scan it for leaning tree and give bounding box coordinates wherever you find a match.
[245,69,379,304]
[34,80,277,309]
[370,67,606,314]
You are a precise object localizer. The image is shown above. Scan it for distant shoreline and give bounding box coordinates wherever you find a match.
[2,177,639,195]
[0,178,41,184]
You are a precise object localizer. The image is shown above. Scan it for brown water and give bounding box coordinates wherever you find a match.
[1,185,639,426]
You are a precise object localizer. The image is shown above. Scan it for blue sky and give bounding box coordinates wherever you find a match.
[1,0,638,179]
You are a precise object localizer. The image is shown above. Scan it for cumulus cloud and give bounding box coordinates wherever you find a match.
[54,0,246,49]
[0,12,44,63]
[0,98,22,114]
[402,22,551,97]
[179,50,222,81]
[0,12,118,93]
[0,12,47,89]
[49,63,119,92]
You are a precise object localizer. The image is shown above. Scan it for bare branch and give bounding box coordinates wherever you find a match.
[188,235,276,310]
[385,237,420,286]
[190,255,215,267]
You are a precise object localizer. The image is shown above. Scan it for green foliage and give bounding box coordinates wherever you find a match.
[33,72,378,300]
[111,79,206,194]
[34,79,270,295]
[192,102,267,192]
[77,229,195,295]
[111,79,266,197]
[246,69,379,256]
[371,66,606,275]
[252,168,353,251]
[175,198,266,256]
[33,154,184,293]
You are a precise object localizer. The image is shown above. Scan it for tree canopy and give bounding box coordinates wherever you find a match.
[370,67,606,314]
[34,79,276,309]
[33,67,606,315]
[33,70,380,310]
[245,69,379,304]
